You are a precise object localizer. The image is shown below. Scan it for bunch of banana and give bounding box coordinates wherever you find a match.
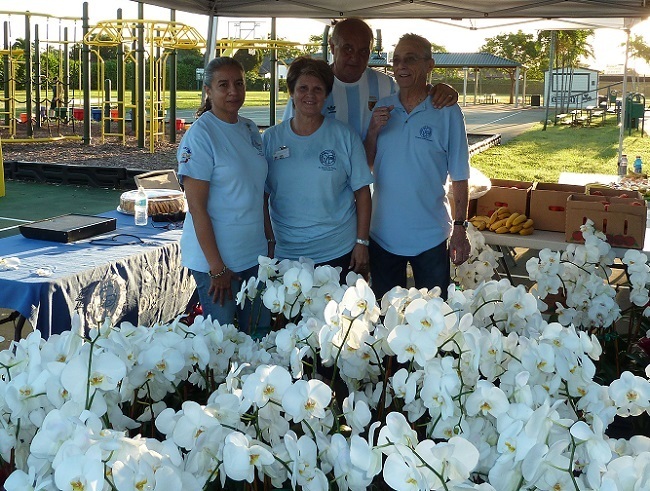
[469,207,535,235]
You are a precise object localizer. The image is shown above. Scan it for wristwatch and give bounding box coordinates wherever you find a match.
[356,238,370,246]
[453,220,469,229]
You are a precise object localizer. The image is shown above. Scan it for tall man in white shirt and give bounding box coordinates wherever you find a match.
[283,17,459,138]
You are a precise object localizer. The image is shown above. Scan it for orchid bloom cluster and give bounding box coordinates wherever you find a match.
[525,219,650,331]
[452,226,502,289]
[1,255,650,491]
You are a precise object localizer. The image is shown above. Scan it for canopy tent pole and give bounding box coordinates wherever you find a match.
[462,67,468,107]
[618,27,630,164]
[270,17,277,127]
[514,66,520,107]
[543,30,556,131]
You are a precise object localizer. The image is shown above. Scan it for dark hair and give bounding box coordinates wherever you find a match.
[286,57,335,96]
[330,17,373,49]
[196,57,245,117]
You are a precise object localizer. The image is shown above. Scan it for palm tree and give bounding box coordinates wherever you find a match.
[539,30,594,112]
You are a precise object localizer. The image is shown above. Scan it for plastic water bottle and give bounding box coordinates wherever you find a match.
[618,154,628,177]
[134,187,148,226]
[634,155,643,174]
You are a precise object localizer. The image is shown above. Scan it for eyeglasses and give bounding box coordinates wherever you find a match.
[391,55,427,66]
[338,45,371,59]
[151,221,184,231]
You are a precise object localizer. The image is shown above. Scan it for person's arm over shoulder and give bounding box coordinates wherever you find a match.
[428,83,459,108]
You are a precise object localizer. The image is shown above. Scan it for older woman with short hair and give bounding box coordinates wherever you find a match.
[263,57,372,277]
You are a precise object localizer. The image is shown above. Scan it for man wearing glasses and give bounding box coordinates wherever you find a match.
[364,33,471,300]
[282,17,458,138]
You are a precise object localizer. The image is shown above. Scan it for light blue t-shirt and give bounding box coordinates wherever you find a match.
[263,118,373,263]
[282,67,396,139]
[370,94,470,256]
[177,112,268,273]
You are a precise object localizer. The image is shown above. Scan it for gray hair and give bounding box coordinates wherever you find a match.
[396,33,432,59]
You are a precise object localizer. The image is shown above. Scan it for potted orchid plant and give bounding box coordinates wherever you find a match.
[1,220,649,491]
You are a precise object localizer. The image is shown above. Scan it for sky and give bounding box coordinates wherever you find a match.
[6,0,650,74]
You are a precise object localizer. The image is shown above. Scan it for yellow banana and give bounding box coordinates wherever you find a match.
[488,211,499,225]
[509,225,524,234]
[505,212,520,228]
[512,214,527,226]
[496,226,510,234]
[519,227,534,235]
[496,206,510,215]
[477,221,487,231]
[522,218,534,229]
[470,215,490,223]
[489,218,507,231]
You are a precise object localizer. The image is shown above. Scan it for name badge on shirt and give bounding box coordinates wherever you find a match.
[273,146,290,160]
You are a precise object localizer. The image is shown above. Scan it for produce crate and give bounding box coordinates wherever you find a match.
[530,182,585,232]
[565,194,647,249]
[475,179,532,218]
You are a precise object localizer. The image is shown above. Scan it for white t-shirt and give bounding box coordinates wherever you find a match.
[370,95,470,256]
[282,67,396,139]
[177,112,268,273]
[262,118,373,263]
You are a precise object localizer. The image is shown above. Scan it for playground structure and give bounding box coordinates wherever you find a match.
[0,8,206,153]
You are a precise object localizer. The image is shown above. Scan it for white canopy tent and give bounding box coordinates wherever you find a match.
[131,0,649,160]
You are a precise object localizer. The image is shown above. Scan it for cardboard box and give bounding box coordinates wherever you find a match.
[475,179,533,218]
[530,182,585,232]
[565,194,647,249]
[585,185,643,199]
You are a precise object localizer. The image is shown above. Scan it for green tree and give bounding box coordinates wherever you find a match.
[538,30,594,111]
[628,34,650,64]
[480,30,540,103]
[302,34,323,55]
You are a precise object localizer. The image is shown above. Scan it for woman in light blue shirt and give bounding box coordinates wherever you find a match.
[177,57,272,335]
[263,57,373,277]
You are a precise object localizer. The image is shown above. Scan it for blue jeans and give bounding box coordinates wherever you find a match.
[369,239,450,301]
[191,265,271,338]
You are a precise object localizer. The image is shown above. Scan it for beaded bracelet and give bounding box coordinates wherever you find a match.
[208,265,228,279]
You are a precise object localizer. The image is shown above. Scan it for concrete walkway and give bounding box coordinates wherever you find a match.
[176,103,547,142]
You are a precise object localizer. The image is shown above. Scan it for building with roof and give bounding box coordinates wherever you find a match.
[431,53,524,106]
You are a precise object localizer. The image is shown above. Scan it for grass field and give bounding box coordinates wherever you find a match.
[11,90,290,115]
[470,117,650,183]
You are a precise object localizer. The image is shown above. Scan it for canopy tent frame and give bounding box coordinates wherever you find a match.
[130,0,649,164]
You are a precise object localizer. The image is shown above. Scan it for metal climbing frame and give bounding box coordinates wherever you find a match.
[84,20,206,153]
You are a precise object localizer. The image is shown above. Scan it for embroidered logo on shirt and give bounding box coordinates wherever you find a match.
[319,150,336,171]
[417,125,433,141]
[179,146,192,164]
[326,105,336,114]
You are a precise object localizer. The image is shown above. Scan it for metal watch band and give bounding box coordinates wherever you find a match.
[356,238,370,246]
[453,220,469,228]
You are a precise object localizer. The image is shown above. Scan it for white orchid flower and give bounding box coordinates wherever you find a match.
[608,371,650,416]
[222,431,274,483]
[282,379,332,423]
[383,451,428,491]
[386,323,437,366]
[465,380,509,418]
[242,364,292,409]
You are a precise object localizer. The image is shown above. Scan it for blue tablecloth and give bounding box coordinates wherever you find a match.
[0,210,195,337]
